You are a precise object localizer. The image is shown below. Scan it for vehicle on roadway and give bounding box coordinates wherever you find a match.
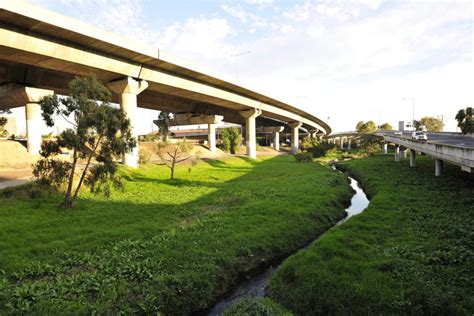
[394,131,403,137]
[412,131,428,141]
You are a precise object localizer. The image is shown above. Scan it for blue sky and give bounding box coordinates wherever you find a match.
[17,0,474,133]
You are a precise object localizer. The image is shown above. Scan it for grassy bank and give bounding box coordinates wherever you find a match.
[269,155,474,314]
[0,155,352,314]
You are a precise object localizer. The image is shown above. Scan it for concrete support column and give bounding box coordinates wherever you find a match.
[273,132,280,151]
[239,109,261,158]
[382,142,388,155]
[208,123,216,153]
[25,102,42,154]
[400,148,407,159]
[340,138,344,150]
[0,85,55,155]
[394,145,400,162]
[288,121,302,154]
[108,77,148,167]
[435,159,444,176]
[410,149,416,167]
[348,138,352,150]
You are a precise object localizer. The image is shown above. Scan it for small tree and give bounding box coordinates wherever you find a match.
[419,116,443,132]
[0,117,7,137]
[156,139,198,179]
[356,120,377,134]
[156,111,173,141]
[455,107,473,134]
[378,123,393,130]
[33,75,136,209]
[221,127,242,154]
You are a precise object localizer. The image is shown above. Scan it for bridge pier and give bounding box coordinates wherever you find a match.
[0,84,54,155]
[208,123,216,153]
[270,127,285,151]
[410,149,416,167]
[240,109,261,159]
[108,77,148,168]
[348,138,352,150]
[288,121,302,154]
[435,159,444,176]
[400,148,407,159]
[340,137,344,150]
[394,145,400,162]
[25,102,43,154]
[382,142,388,155]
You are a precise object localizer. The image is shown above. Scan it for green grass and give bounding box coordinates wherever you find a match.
[269,154,474,314]
[224,297,292,315]
[0,155,352,314]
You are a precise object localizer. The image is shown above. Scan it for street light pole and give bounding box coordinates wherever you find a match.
[231,51,251,79]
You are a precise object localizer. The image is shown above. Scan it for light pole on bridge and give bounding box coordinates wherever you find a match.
[231,51,251,80]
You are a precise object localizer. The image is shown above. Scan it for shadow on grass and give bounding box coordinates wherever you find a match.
[0,155,353,315]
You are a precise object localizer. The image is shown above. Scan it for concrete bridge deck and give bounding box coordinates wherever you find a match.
[380,131,473,175]
[0,1,329,165]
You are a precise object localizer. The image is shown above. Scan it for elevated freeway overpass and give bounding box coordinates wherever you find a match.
[0,1,330,166]
[380,131,474,176]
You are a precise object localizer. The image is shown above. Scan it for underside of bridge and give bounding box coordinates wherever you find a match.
[0,2,330,166]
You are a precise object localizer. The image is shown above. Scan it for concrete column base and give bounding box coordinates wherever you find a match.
[239,109,261,159]
[25,102,42,154]
[273,132,280,151]
[108,77,148,168]
[288,121,302,154]
[435,159,443,176]
[410,149,416,167]
[208,123,216,153]
[400,149,407,159]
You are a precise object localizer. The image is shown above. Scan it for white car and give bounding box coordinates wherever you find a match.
[412,131,428,141]
[394,131,403,137]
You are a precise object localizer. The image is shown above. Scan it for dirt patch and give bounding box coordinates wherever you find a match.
[0,140,38,168]
[0,168,32,182]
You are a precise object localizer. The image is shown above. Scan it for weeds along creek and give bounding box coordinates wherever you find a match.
[206,164,370,315]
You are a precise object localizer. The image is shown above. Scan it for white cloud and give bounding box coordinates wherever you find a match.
[245,0,273,4]
[25,0,473,134]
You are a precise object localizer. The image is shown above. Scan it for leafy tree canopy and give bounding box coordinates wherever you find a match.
[356,120,377,134]
[418,116,443,132]
[0,117,7,137]
[378,123,393,130]
[455,107,473,134]
[33,75,136,208]
[156,111,173,141]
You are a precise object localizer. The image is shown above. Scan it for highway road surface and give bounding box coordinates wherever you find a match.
[381,131,474,149]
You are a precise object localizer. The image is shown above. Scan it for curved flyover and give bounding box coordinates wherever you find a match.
[0,1,330,166]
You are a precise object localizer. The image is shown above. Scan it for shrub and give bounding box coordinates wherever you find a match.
[362,142,381,155]
[221,127,242,154]
[295,151,313,163]
[300,136,319,151]
[138,148,151,164]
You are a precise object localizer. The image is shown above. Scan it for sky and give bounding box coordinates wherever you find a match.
[9,0,474,134]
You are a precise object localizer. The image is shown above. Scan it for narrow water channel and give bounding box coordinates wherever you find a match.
[205,166,370,315]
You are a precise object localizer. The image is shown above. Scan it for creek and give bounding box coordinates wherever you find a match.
[205,166,370,315]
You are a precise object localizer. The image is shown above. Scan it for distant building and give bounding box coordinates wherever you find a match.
[398,120,414,131]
